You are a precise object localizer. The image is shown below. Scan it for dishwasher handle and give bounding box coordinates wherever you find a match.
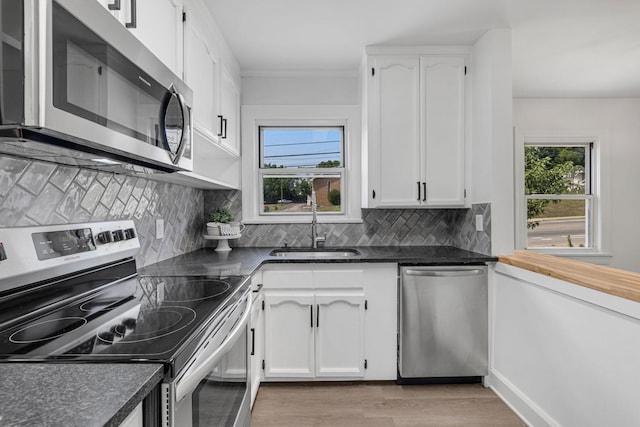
[403,268,485,277]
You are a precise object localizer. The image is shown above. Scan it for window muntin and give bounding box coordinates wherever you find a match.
[259,127,344,216]
[525,144,593,249]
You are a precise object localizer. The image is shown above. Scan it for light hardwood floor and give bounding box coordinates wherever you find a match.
[251,382,525,427]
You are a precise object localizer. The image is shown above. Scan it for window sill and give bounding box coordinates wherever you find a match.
[243,217,363,225]
[524,248,612,265]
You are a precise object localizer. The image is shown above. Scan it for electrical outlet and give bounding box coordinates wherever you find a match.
[475,215,484,232]
[155,219,164,239]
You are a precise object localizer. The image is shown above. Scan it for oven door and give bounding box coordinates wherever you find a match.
[164,291,251,427]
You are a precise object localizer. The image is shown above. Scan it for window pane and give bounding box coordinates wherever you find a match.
[262,175,342,214]
[527,199,590,248]
[261,127,343,168]
[524,146,586,195]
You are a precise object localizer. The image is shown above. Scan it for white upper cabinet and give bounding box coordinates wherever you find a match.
[365,49,469,208]
[97,0,184,76]
[421,56,466,206]
[219,68,241,155]
[183,10,220,144]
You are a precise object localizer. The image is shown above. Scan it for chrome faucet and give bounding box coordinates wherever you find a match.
[311,192,326,248]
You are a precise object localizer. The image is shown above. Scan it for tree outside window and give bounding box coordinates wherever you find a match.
[525,145,592,248]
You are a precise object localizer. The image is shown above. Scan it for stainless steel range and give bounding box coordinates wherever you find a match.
[0,221,251,427]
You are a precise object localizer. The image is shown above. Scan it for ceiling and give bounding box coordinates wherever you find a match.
[204,0,640,97]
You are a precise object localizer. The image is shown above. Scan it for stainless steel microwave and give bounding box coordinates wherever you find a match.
[0,0,193,174]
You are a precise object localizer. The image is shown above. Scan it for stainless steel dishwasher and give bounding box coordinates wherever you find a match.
[398,265,488,383]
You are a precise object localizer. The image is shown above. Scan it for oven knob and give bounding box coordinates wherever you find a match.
[97,231,114,244]
[99,331,115,344]
[124,228,136,240]
[111,325,126,338]
[113,230,125,241]
[122,318,137,329]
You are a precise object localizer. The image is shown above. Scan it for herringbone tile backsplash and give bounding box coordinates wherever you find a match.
[0,153,492,268]
[0,155,204,267]
[205,190,492,254]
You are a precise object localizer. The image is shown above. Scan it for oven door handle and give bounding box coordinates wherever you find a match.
[175,293,252,403]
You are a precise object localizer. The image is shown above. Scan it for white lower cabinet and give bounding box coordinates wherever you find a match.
[259,263,397,381]
[250,278,264,408]
[264,291,316,378]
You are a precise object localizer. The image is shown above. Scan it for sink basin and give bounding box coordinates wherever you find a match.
[269,248,361,258]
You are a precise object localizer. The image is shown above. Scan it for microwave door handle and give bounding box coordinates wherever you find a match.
[174,295,252,403]
[125,0,137,28]
[174,90,189,162]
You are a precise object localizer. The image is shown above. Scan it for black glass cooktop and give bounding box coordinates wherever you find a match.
[0,261,250,376]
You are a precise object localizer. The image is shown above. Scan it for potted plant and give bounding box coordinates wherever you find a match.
[206,208,234,236]
[207,208,244,236]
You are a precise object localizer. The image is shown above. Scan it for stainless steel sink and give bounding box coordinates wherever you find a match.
[269,248,361,258]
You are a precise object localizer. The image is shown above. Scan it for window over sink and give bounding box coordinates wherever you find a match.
[241,105,362,224]
[260,127,344,215]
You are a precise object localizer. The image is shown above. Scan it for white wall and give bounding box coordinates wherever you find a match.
[514,98,640,272]
[241,74,359,105]
[472,29,514,256]
[489,264,640,427]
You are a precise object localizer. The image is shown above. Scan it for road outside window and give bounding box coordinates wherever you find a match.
[525,144,593,249]
[260,127,344,216]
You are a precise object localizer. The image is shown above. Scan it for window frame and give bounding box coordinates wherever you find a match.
[515,132,611,262]
[241,105,362,224]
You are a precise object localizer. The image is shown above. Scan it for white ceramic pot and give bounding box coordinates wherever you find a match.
[206,222,222,236]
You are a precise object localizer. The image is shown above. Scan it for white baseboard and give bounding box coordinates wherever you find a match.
[486,370,559,427]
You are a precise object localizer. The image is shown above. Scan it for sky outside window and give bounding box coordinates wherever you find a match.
[261,128,343,168]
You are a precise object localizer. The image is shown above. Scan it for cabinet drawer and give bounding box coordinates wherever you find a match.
[263,270,314,289]
[314,269,364,288]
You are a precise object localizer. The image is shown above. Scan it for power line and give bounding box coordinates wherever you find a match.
[264,151,341,159]
[264,139,341,148]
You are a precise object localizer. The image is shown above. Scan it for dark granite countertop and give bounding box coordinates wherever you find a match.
[0,363,164,427]
[138,246,497,277]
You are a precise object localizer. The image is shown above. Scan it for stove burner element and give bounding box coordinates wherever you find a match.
[9,317,88,343]
[162,279,231,303]
[97,307,196,344]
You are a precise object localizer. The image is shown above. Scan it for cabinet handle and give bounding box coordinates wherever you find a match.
[423,182,426,201]
[250,328,255,356]
[310,305,313,328]
[222,118,228,139]
[217,115,224,137]
[316,304,320,328]
[417,181,421,201]
[125,0,137,28]
[108,0,121,10]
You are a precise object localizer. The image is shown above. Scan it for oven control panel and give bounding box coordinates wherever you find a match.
[0,220,140,293]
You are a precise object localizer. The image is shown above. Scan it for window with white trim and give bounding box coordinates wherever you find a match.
[241,105,361,224]
[260,127,344,215]
[523,142,594,249]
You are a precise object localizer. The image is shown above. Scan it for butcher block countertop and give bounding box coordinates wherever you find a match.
[499,250,640,303]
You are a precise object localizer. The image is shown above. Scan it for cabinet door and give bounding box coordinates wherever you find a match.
[264,292,315,378]
[315,292,365,378]
[128,0,184,76]
[368,56,421,207]
[250,293,264,407]
[421,56,466,206]
[184,14,220,143]
[220,69,240,155]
